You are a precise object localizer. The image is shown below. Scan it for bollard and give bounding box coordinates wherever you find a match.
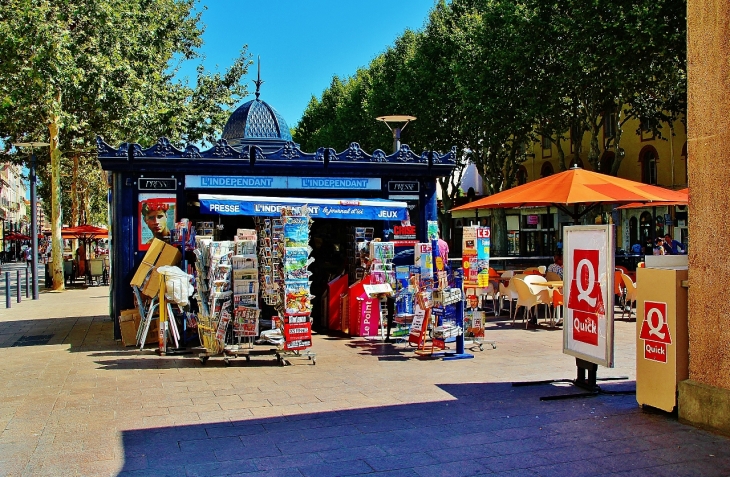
[5,271,9,308]
[16,270,21,303]
[25,268,30,299]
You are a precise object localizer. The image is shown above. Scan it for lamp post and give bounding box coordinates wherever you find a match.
[376,115,416,153]
[13,141,49,300]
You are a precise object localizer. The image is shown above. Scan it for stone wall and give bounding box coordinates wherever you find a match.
[687,0,730,390]
[682,0,730,433]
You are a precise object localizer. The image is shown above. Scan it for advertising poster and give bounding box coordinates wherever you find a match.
[476,227,491,287]
[138,193,176,251]
[562,225,615,368]
[462,226,478,286]
[415,243,433,280]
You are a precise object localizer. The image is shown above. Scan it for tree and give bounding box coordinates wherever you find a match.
[0,0,250,289]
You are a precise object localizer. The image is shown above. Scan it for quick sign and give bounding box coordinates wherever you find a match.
[639,301,671,363]
[138,178,177,191]
[562,225,615,368]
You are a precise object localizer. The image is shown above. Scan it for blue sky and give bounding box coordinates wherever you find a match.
[178,0,438,127]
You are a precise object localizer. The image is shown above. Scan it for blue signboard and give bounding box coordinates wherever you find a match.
[199,194,407,220]
[186,175,380,190]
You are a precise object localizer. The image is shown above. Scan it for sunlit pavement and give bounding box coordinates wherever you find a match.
[0,286,728,477]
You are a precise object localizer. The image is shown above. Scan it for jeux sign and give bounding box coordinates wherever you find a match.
[563,225,615,368]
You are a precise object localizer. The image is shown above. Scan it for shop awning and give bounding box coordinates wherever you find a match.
[199,194,409,221]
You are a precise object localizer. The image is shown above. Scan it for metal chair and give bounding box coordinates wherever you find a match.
[63,261,74,285]
[89,259,104,286]
[620,273,637,320]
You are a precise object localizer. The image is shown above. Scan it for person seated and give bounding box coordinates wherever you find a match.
[631,243,643,255]
[653,238,666,255]
[547,254,563,279]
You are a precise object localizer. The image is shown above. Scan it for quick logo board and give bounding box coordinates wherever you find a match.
[563,225,615,368]
[639,301,671,363]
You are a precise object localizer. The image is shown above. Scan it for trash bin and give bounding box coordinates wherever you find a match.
[635,265,689,412]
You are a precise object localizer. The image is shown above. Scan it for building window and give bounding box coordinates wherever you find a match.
[541,135,552,158]
[541,161,554,177]
[629,216,638,249]
[517,165,528,185]
[603,112,617,145]
[640,148,658,185]
[640,117,655,141]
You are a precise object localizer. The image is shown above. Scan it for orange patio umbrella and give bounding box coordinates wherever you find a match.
[451,167,688,223]
[616,188,688,210]
[61,224,109,241]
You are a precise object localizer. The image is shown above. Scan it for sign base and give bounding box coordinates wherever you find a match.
[512,358,633,401]
[442,352,474,361]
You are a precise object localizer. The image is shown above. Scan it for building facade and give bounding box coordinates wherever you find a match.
[451,115,687,259]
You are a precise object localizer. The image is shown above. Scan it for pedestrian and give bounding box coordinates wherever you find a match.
[663,234,686,255]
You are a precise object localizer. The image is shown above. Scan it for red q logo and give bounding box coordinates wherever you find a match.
[567,249,604,315]
[640,301,671,344]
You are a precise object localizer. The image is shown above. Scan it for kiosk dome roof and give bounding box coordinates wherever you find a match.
[222,98,292,147]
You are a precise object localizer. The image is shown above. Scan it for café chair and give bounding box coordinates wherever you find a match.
[523,267,542,275]
[545,271,562,282]
[512,278,550,328]
[620,273,637,320]
[89,259,104,286]
[498,280,518,319]
[614,270,626,310]
[538,265,547,275]
[524,274,552,317]
[63,261,74,285]
[552,288,564,327]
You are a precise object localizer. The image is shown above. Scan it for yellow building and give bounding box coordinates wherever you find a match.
[452,115,688,258]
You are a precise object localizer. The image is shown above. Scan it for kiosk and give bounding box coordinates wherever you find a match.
[97,92,455,339]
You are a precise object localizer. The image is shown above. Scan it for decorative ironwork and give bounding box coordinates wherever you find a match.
[212,139,238,158]
[152,137,175,157]
[182,145,201,158]
[346,142,364,161]
[96,136,456,168]
[280,142,300,160]
[371,149,387,163]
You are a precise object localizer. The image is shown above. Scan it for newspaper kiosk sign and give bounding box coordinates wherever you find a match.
[563,225,615,368]
[639,301,671,363]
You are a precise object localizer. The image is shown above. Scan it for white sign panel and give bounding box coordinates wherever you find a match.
[562,225,615,368]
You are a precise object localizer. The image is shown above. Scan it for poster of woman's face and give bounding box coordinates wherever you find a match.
[138,195,176,250]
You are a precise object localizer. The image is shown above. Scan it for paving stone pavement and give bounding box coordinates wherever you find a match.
[0,286,728,477]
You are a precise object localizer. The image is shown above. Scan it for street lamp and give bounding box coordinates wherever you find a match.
[376,115,416,153]
[13,141,49,300]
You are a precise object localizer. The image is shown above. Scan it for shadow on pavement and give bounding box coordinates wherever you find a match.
[115,381,730,477]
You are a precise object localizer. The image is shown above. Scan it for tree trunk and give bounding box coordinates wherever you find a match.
[71,154,79,226]
[588,122,601,171]
[556,136,567,171]
[610,111,626,176]
[48,115,65,290]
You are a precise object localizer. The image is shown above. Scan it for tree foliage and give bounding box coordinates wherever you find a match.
[294,0,686,254]
[0,0,251,289]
